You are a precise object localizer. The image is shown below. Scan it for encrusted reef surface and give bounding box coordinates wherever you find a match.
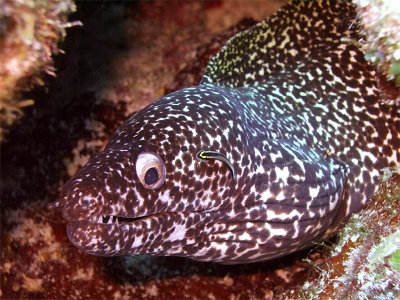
[355,0,400,87]
[0,0,78,141]
[1,1,399,299]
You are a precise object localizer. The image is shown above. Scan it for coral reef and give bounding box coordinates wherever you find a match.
[356,0,400,90]
[0,0,78,141]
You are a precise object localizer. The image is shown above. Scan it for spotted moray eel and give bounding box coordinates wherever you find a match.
[50,0,400,264]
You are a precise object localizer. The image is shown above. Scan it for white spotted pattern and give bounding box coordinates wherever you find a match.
[52,0,399,264]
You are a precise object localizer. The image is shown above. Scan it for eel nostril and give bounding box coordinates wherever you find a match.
[80,195,96,211]
[81,201,90,211]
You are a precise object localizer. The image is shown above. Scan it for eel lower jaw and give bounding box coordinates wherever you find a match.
[65,212,173,256]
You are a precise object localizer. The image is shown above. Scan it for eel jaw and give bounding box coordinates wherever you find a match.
[47,196,156,256]
[65,215,151,256]
[64,210,193,257]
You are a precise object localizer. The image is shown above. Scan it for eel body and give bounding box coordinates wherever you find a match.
[50,0,400,264]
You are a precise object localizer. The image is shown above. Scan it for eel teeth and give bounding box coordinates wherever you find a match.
[92,214,144,224]
[103,215,113,224]
[95,215,121,224]
[97,215,103,223]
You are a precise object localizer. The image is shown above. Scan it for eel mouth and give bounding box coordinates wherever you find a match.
[90,214,148,225]
[64,210,196,257]
[48,196,159,233]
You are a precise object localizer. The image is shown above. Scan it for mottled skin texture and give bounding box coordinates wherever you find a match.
[51,0,400,264]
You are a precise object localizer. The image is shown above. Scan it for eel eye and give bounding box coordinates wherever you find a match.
[136,151,166,190]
